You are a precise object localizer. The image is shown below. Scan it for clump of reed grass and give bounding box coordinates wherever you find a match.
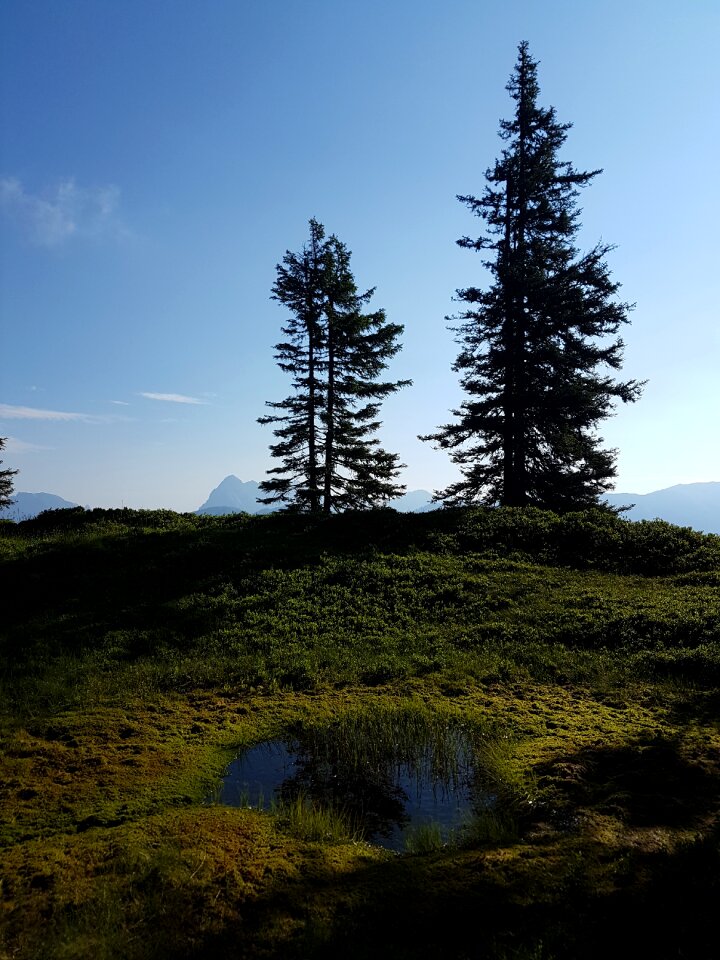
[275,791,360,843]
[460,806,519,846]
[403,820,445,854]
[474,733,537,807]
[296,701,480,796]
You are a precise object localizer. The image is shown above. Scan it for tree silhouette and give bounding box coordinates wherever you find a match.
[260,221,410,513]
[423,42,643,509]
[258,219,326,513]
[0,437,18,511]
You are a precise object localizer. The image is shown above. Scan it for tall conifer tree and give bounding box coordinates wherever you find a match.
[423,42,643,509]
[260,222,410,513]
[258,219,326,512]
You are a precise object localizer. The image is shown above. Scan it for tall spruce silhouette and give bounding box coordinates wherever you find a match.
[0,437,17,510]
[422,42,643,509]
[260,220,410,513]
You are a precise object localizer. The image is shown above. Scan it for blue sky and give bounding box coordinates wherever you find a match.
[1,0,718,511]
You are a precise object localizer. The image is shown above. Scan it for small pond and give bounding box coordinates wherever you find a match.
[209,710,501,851]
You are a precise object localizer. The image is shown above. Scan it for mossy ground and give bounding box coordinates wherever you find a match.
[3,680,719,959]
[2,508,719,958]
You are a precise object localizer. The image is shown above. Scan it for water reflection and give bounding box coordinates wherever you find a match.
[213,717,491,851]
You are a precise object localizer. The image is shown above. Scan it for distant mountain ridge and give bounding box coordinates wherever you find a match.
[2,480,717,533]
[604,482,720,534]
[392,489,438,512]
[194,476,438,516]
[383,483,720,529]
[0,491,79,520]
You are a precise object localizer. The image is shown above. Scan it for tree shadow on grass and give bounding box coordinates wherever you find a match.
[183,818,720,960]
[663,686,720,726]
[539,734,720,828]
[1,511,439,662]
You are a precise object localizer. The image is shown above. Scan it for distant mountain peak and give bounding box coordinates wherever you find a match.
[197,476,265,515]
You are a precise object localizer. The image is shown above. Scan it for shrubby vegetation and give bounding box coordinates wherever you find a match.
[2,505,719,709]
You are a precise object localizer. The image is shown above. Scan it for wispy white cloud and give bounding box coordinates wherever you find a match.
[0,403,102,423]
[2,436,52,453]
[140,392,208,405]
[0,176,126,247]
[111,400,130,406]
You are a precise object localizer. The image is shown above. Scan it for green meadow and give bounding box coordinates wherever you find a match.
[2,506,719,958]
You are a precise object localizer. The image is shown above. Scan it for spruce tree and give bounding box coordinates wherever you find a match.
[0,437,18,510]
[258,218,326,512]
[320,235,410,512]
[260,222,410,513]
[422,42,643,510]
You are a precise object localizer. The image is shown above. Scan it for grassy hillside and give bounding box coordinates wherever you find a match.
[1,507,719,958]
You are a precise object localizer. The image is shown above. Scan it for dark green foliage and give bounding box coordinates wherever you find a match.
[2,506,719,710]
[0,436,17,509]
[423,43,643,509]
[260,220,410,513]
[12,505,213,535]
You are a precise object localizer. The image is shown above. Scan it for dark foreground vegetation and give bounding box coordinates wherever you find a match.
[2,506,720,959]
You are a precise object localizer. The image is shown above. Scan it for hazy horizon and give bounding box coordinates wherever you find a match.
[8,474,720,516]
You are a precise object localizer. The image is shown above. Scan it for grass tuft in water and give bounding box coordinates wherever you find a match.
[296,701,479,794]
[275,791,361,843]
[460,806,519,847]
[403,820,445,854]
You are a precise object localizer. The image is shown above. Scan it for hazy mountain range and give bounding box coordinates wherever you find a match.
[3,477,719,534]
[196,476,440,515]
[605,482,720,533]
[198,476,720,531]
[0,491,79,520]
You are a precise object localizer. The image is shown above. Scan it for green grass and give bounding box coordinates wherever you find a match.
[2,506,719,712]
[1,504,719,958]
[404,820,445,854]
[275,791,362,844]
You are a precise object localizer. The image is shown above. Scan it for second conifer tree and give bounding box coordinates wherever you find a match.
[260,220,410,513]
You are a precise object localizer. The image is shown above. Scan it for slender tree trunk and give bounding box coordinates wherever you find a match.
[323,302,335,514]
[502,174,516,506]
[307,315,319,513]
[306,240,320,513]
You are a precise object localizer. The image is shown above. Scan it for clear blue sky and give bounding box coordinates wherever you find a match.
[1,0,718,510]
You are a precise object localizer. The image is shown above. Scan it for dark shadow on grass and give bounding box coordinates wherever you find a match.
[538,735,720,828]
[1,511,449,659]
[173,819,720,960]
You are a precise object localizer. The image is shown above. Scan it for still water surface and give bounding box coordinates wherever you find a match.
[213,736,488,851]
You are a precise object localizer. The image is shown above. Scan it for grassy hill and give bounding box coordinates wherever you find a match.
[1,506,719,958]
